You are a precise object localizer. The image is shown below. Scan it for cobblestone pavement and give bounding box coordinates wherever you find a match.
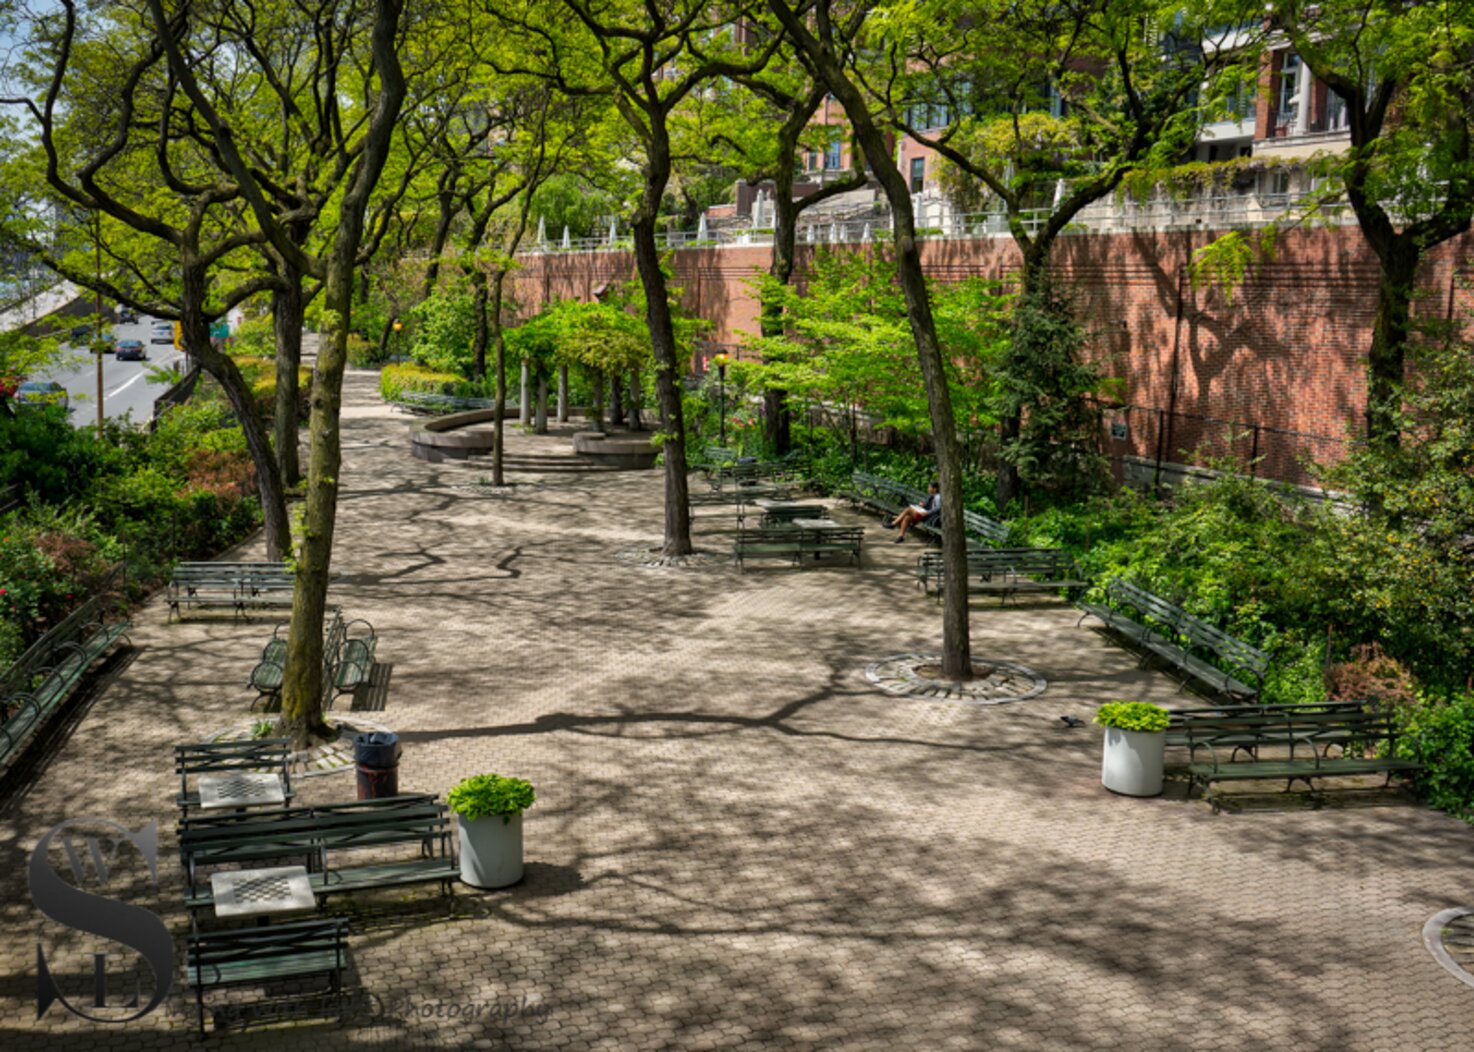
[4,369,1474,1051]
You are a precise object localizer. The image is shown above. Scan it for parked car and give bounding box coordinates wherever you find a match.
[115,339,147,361]
[150,321,174,344]
[115,306,138,324]
[69,323,93,342]
[14,380,69,408]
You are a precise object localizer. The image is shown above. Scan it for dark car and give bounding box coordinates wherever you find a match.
[15,380,69,408]
[115,339,147,361]
[69,323,93,342]
[115,306,138,324]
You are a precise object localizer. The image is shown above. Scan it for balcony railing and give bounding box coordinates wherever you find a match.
[519,187,1346,256]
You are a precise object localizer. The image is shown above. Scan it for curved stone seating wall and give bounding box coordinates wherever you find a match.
[571,431,660,470]
[409,409,502,462]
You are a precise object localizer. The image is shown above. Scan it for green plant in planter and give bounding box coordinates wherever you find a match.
[1094,701,1171,733]
[448,774,536,825]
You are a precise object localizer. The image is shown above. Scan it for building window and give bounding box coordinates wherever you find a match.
[1324,86,1348,131]
[910,157,926,193]
[1277,52,1301,128]
[824,138,843,170]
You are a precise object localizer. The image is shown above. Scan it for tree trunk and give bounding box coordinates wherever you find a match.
[535,370,548,433]
[995,247,1050,514]
[1366,238,1418,449]
[610,371,625,426]
[627,368,642,431]
[591,371,606,434]
[490,269,509,486]
[557,365,568,422]
[471,273,490,382]
[631,124,693,555]
[519,362,531,424]
[762,148,800,456]
[771,0,967,674]
[271,265,304,487]
[182,267,290,561]
[280,255,351,746]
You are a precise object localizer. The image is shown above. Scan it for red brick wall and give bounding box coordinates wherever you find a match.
[511,226,1474,474]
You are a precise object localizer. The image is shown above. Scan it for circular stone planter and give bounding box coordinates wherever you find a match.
[457,812,524,889]
[1100,727,1166,797]
[571,430,659,469]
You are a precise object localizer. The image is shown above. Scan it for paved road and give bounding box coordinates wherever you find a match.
[33,316,190,428]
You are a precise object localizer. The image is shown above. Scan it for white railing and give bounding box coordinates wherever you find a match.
[519,188,1347,256]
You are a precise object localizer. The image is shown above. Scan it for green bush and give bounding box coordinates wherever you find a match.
[408,290,477,376]
[346,333,382,368]
[1094,701,1171,733]
[379,363,469,401]
[2,397,261,664]
[447,773,536,824]
[1396,693,1474,818]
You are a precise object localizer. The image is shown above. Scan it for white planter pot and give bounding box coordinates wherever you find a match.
[1101,727,1165,797]
[457,811,524,888]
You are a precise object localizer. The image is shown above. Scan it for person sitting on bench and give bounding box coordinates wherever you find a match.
[885,481,940,543]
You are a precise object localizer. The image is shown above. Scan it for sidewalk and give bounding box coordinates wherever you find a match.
[3,368,1471,1050]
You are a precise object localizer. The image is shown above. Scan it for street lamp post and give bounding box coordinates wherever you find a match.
[712,353,729,448]
[392,319,403,359]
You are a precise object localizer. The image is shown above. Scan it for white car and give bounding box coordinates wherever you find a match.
[150,321,174,344]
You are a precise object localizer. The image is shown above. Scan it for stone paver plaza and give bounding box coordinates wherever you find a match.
[4,370,1473,1050]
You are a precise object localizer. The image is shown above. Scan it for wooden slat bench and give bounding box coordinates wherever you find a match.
[186,917,348,1035]
[1,581,130,772]
[837,473,1009,546]
[249,610,377,708]
[1164,700,1366,748]
[1182,710,1421,811]
[733,524,864,571]
[175,738,296,815]
[181,794,455,913]
[970,548,1088,602]
[1078,579,1270,700]
[915,548,1085,600]
[168,561,294,622]
[391,390,494,414]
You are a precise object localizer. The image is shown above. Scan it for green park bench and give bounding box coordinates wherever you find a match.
[180,795,457,913]
[915,547,1084,599]
[968,548,1088,602]
[835,472,1009,545]
[174,738,296,816]
[185,917,348,1035]
[391,390,494,414]
[168,561,294,622]
[733,523,864,571]
[836,471,922,521]
[1,581,130,772]
[1164,700,1366,748]
[249,610,377,708]
[1077,579,1270,700]
[1181,709,1421,811]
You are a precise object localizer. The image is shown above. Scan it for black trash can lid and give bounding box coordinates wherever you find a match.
[354,731,401,765]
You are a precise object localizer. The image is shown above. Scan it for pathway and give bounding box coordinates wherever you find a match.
[3,368,1472,1050]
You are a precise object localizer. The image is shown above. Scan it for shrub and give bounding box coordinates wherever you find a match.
[346,333,381,368]
[1094,701,1171,733]
[408,290,477,375]
[379,363,469,401]
[1396,693,1474,818]
[447,773,536,824]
